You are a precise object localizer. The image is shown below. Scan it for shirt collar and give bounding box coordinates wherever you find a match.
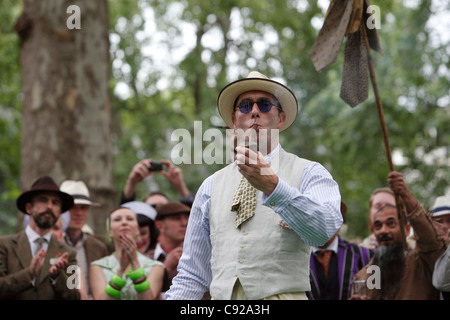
[25,224,52,243]
[265,143,281,163]
[154,242,167,260]
[312,236,339,255]
[64,232,86,247]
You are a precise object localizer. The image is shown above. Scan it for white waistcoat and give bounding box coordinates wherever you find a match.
[209,149,311,300]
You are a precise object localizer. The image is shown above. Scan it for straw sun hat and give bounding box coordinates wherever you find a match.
[217,71,298,132]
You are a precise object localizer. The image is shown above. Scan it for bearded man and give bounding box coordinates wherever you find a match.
[350,171,446,300]
[0,176,80,299]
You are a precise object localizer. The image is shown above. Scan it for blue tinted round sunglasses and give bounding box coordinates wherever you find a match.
[235,98,281,114]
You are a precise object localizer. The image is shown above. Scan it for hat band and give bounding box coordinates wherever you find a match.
[72,194,90,201]
[432,206,450,213]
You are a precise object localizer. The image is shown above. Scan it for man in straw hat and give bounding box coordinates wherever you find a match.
[0,176,80,299]
[60,180,110,297]
[166,71,343,300]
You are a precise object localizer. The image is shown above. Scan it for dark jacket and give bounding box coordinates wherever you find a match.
[308,237,373,300]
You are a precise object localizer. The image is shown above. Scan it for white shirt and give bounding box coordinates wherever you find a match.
[312,236,339,255]
[65,233,89,293]
[153,242,167,261]
[25,224,52,286]
[25,224,51,257]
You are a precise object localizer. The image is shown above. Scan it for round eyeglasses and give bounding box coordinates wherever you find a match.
[235,98,280,114]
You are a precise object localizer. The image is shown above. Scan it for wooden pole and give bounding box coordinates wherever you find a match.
[363,27,409,251]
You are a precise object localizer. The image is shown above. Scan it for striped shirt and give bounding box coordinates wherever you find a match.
[166,145,342,300]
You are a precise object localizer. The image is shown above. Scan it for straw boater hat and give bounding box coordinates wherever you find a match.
[217,71,298,132]
[16,176,74,214]
[60,180,100,207]
[431,195,450,217]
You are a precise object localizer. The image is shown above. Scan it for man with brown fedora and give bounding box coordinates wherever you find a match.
[0,176,80,299]
[59,180,110,298]
[167,71,343,300]
[146,202,190,297]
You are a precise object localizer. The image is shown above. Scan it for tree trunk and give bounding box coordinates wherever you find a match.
[15,0,114,237]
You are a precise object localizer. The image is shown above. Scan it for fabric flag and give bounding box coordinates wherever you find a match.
[309,0,382,107]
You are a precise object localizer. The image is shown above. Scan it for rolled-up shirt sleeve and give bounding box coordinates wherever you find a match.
[263,161,343,246]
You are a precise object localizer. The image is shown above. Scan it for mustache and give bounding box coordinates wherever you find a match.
[33,210,57,229]
[378,233,393,242]
[38,210,56,219]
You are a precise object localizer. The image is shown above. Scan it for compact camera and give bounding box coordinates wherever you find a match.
[147,161,163,172]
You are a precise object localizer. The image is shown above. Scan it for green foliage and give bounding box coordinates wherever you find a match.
[0,0,23,234]
[106,0,450,240]
[1,0,448,240]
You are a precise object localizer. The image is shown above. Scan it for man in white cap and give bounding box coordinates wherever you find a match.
[430,195,450,245]
[60,180,110,297]
[166,71,343,300]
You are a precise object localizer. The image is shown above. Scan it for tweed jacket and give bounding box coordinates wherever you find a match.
[84,234,112,263]
[65,233,111,269]
[353,202,446,300]
[0,230,80,300]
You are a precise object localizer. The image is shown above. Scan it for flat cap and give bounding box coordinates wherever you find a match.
[156,202,190,220]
